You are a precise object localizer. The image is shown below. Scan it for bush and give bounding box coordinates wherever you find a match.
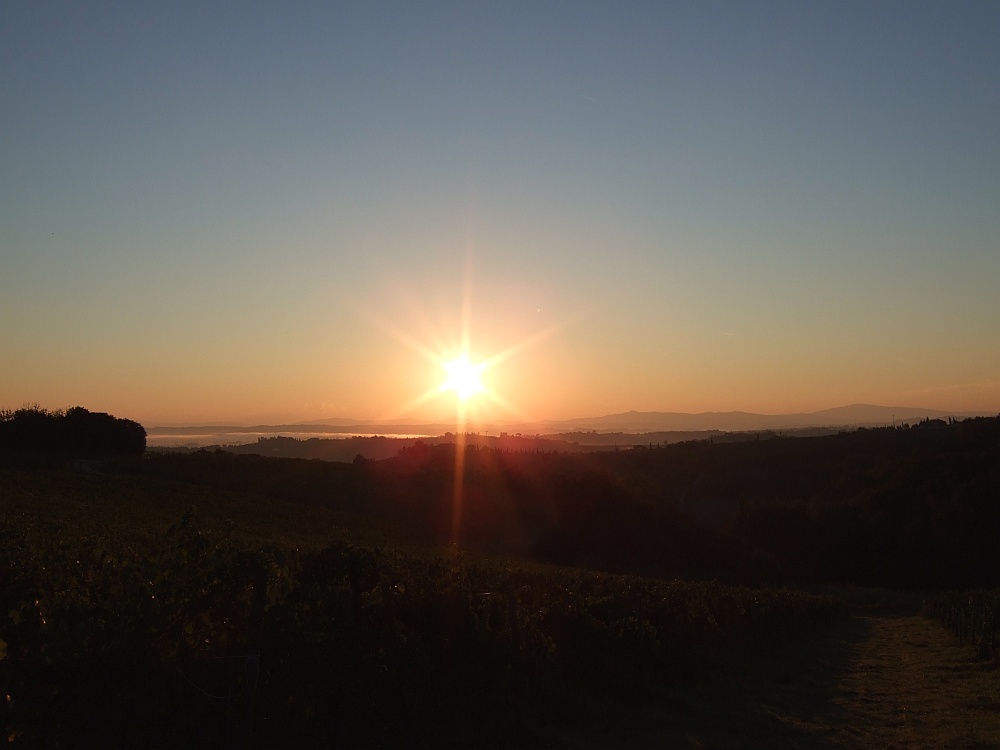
[0,406,145,457]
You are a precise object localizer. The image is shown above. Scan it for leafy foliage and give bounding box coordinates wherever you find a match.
[924,591,1000,661]
[0,406,146,458]
[726,418,1000,588]
[137,417,1000,589]
[0,467,842,748]
[6,415,999,745]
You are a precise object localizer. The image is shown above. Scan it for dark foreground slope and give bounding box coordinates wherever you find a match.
[4,417,999,746]
[606,613,1000,749]
[0,464,840,748]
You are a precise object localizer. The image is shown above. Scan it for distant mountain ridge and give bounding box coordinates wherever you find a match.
[545,404,991,433]
[148,404,995,438]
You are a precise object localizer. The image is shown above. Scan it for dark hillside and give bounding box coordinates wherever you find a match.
[0,460,842,748]
[594,417,1000,588]
[125,416,1000,589]
[4,417,999,746]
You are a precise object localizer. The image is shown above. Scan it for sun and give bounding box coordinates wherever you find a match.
[441,354,485,402]
[366,276,573,544]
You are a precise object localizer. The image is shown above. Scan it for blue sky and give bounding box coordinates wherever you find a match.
[2,1,998,424]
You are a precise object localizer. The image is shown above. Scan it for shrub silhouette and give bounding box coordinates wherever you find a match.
[0,405,146,457]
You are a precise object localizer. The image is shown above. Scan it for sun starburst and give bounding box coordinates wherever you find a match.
[360,257,578,545]
[441,354,485,401]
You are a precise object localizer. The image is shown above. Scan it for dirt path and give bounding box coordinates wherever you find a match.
[821,615,1000,749]
[562,615,1000,749]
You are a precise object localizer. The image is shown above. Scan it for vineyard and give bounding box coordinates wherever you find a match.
[924,590,1000,661]
[0,462,844,748]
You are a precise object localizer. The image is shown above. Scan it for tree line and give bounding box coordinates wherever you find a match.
[0,405,146,457]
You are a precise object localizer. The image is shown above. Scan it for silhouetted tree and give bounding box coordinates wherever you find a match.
[0,405,145,456]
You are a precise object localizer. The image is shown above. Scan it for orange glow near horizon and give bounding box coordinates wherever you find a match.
[390,327,547,542]
[362,259,576,544]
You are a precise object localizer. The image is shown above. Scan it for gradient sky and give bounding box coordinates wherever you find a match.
[3,1,999,426]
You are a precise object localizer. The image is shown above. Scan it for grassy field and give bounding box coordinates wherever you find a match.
[636,613,1000,749]
[1,458,848,748]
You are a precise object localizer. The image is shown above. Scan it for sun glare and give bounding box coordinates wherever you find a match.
[367,268,574,545]
[441,354,485,401]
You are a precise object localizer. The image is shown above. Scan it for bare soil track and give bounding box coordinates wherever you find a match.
[557,614,1000,749]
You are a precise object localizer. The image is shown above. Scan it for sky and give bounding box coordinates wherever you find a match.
[2,1,999,426]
